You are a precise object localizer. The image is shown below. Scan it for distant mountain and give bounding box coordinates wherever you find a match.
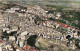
[0,0,80,1]
[0,0,80,9]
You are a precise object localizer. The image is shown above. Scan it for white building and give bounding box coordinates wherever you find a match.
[19,40,24,47]
[0,47,2,51]
[9,36,15,41]
[16,49,20,51]
[21,31,28,36]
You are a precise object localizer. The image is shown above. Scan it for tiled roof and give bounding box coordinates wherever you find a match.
[0,40,3,43]
[26,45,30,49]
[74,34,78,36]
[53,21,74,29]
[44,20,75,29]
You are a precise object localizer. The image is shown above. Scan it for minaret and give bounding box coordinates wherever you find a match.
[0,12,4,28]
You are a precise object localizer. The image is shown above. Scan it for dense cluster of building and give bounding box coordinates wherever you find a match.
[0,3,79,51]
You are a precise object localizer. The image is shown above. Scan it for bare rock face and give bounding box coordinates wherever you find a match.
[35,36,53,50]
